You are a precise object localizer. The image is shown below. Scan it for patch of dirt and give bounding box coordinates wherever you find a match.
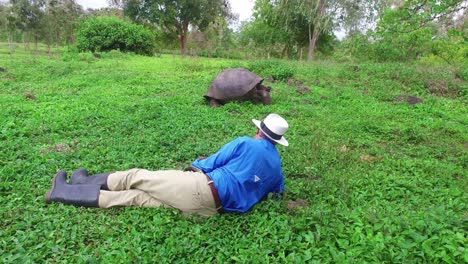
[340,145,349,153]
[347,65,360,72]
[454,72,464,80]
[265,76,274,82]
[359,154,383,162]
[287,78,296,86]
[452,173,463,181]
[287,108,300,115]
[92,53,101,58]
[360,89,369,95]
[287,199,309,211]
[286,77,311,95]
[287,77,306,86]
[24,93,36,100]
[424,79,458,98]
[40,142,75,154]
[320,96,328,100]
[4,73,15,80]
[297,85,311,95]
[395,94,423,105]
[288,173,321,181]
[0,67,5,72]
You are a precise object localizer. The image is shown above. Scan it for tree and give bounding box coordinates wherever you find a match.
[188,16,236,58]
[335,0,391,36]
[378,0,468,34]
[123,0,233,57]
[244,0,336,60]
[369,0,468,62]
[9,0,46,49]
[275,0,337,61]
[239,0,292,59]
[239,18,288,58]
[0,3,8,40]
[43,0,83,51]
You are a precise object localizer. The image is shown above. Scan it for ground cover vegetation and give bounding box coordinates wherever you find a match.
[0,43,467,262]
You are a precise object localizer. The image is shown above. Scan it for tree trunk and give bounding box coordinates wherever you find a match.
[308,26,319,61]
[7,32,13,54]
[308,0,326,61]
[180,21,189,57]
[281,45,289,59]
[47,42,51,56]
[180,34,186,56]
[34,34,38,54]
[23,32,29,51]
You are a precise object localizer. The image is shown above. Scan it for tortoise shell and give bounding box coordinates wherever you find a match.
[204,68,263,102]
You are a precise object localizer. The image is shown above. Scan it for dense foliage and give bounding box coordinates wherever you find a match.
[1,0,466,64]
[0,46,466,262]
[186,16,238,59]
[337,0,467,64]
[240,0,336,60]
[124,0,232,56]
[76,16,155,55]
[0,0,83,49]
[247,59,296,81]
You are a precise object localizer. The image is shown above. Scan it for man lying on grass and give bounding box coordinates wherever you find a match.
[45,113,289,216]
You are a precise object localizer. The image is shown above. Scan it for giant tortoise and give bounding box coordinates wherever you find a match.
[204,68,272,107]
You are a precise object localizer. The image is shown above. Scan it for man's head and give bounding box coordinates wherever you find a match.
[252,113,289,146]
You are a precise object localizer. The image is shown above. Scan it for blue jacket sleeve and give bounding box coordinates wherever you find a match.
[271,174,285,199]
[191,137,241,173]
[272,172,285,193]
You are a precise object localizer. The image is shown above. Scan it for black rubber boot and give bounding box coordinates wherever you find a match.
[45,170,101,207]
[70,168,111,190]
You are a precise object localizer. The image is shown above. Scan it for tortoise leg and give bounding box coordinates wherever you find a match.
[209,99,221,107]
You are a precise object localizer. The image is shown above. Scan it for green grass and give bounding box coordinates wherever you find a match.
[0,46,467,263]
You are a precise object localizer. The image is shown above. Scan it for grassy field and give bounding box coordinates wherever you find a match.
[0,46,466,262]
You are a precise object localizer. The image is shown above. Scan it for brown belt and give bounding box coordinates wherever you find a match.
[185,166,223,213]
[206,175,223,213]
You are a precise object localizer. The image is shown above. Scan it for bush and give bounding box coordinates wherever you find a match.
[337,33,374,61]
[247,60,295,81]
[431,30,468,66]
[76,16,155,56]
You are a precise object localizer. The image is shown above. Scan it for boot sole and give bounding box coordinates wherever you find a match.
[44,171,61,204]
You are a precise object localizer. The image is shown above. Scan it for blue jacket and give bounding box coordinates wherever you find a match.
[192,136,284,213]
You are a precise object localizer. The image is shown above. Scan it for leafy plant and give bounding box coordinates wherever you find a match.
[247,59,296,81]
[76,16,155,55]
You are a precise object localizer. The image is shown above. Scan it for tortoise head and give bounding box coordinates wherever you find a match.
[255,84,272,105]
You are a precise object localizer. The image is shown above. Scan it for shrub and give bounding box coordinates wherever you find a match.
[431,30,468,66]
[76,16,155,56]
[247,60,295,81]
[337,33,374,61]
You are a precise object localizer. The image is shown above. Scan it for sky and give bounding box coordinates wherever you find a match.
[76,0,255,22]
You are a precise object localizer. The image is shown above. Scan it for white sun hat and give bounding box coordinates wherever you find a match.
[252,113,289,146]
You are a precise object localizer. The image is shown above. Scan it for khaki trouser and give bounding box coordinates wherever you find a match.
[98,169,217,216]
